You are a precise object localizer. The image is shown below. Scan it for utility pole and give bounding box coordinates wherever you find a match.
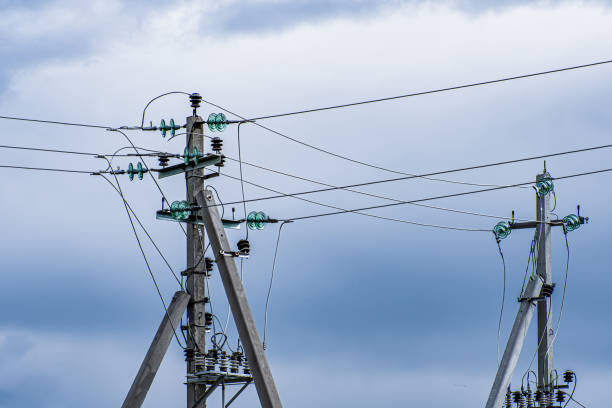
[185,94,208,408]
[196,191,283,408]
[535,170,553,389]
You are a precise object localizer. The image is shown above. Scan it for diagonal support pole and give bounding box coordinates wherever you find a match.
[122,291,190,408]
[196,191,283,408]
[485,276,543,408]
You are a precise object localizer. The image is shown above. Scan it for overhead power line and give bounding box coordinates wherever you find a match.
[248,59,612,120]
[212,143,612,207]
[0,164,98,174]
[0,115,110,129]
[281,167,612,222]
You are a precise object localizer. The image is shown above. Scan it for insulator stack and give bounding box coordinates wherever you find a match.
[219,351,228,372]
[170,200,192,220]
[562,214,581,232]
[525,388,534,408]
[190,93,202,109]
[193,352,206,371]
[184,147,202,165]
[184,348,195,362]
[205,257,214,275]
[158,155,170,167]
[493,221,511,240]
[513,391,524,407]
[555,390,565,403]
[230,352,240,373]
[205,350,216,371]
[243,354,250,375]
[204,312,213,331]
[237,239,250,256]
[160,118,181,138]
[541,284,555,298]
[127,162,147,181]
[563,370,575,383]
[207,113,227,132]
[504,389,512,408]
[211,137,223,153]
[247,211,267,230]
[536,177,554,196]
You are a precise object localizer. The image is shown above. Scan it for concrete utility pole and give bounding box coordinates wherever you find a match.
[185,107,208,407]
[485,276,543,408]
[196,191,283,408]
[122,291,190,408]
[535,170,553,388]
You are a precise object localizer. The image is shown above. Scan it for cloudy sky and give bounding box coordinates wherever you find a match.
[1,0,611,407]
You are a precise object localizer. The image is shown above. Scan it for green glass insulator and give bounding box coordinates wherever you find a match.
[255,211,266,230]
[562,214,581,232]
[178,200,191,220]
[208,113,217,132]
[170,200,181,219]
[493,221,511,240]
[127,162,134,181]
[160,119,167,137]
[247,211,258,230]
[184,147,190,165]
[137,162,144,180]
[215,113,227,132]
[536,178,554,196]
[169,118,176,137]
[193,147,199,165]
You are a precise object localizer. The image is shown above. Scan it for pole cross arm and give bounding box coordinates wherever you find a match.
[196,191,283,408]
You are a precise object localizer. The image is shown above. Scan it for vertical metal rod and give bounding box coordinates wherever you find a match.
[221,378,226,408]
[197,191,283,408]
[536,171,553,388]
[485,276,543,408]
[186,114,207,407]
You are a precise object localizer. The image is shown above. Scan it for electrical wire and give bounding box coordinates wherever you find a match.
[262,221,291,350]
[202,98,524,189]
[223,154,540,223]
[236,123,249,239]
[248,59,612,120]
[495,237,506,366]
[0,115,111,129]
[213,166,612,220]
[97,174,183,288]
[99,157,185,349]
[217,171,490,232]
[0,165,97,174]
[107,128,188,237]
[562,374,578,408]
[140,91,191,128]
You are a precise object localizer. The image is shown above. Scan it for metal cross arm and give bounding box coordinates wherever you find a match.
[196,191,283,408]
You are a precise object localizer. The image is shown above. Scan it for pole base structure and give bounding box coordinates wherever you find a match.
[122,291,190,408]
[485,276,543,408]
[196,191,283,408]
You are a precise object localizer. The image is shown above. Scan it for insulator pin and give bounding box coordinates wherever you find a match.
[237,239,250,256]
[211,137,223,153]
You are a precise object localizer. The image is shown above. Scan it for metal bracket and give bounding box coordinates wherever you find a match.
[157,154,221,179]
[219,250,249,258]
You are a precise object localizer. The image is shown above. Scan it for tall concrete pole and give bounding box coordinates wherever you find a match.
[196,191,283,408]
[485,276,543,408]
[535,171,553,388]
[186,107,207,407]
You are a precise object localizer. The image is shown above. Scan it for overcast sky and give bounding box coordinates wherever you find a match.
[1,1,611,407]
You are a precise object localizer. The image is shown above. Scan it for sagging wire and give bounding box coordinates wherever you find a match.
[98,157,185,349]
[263,220,292,350]
[106,128,188,237]
[237,123,249,240]
[520,232,538,295]
[97,173,183,288]
[140,91,190,128]
[562,373,579,408]
[494,235,507,366]
[216,171,489,232]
